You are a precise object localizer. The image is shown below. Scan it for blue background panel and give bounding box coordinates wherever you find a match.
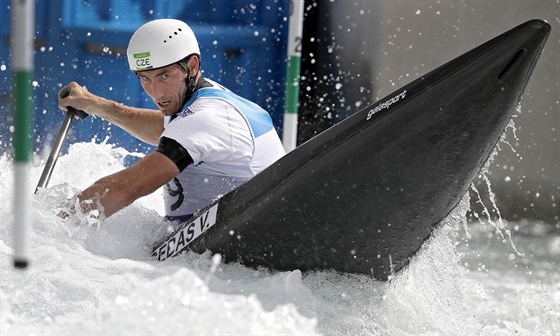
[0,0,289,156]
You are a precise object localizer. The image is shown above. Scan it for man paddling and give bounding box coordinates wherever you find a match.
[58,19,285,222]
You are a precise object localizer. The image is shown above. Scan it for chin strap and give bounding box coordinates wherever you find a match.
[179,56,199,94]
[185,67,198,93]
[179,62,200,110]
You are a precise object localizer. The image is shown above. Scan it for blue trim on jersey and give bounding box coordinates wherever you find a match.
[180,85,274,138]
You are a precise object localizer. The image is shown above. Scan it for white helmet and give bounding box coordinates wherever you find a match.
[127,19,200,72]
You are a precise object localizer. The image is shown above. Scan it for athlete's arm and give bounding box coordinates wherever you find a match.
[58,82,164,145]
[76,151,179,218]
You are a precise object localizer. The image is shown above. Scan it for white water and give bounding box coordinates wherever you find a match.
[0,141,558,335]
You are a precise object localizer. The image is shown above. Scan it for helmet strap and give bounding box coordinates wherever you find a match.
[179,57,201,109]
[186,67,198,93]
[179,56,199,94]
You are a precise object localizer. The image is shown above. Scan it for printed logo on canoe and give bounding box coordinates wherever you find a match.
[133,51,153,71]
[366,90,407,120]
[152,203,219,261]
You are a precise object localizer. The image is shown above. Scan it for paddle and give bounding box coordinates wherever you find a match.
[35,88,88,193]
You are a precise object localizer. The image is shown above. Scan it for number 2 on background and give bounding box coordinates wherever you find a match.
[293,36,302,54]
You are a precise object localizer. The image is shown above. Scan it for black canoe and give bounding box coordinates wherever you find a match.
[152,20,551,280]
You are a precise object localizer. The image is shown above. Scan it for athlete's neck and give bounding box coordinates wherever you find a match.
[172,77,211,120]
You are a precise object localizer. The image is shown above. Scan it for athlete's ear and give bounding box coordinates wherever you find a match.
[187,55,200,75]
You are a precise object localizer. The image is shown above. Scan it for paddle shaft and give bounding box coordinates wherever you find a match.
[35,88,87,193]
[35,110,75,192]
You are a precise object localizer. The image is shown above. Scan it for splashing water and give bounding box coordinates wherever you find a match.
[0,138,558,335]
[468,104,529,256]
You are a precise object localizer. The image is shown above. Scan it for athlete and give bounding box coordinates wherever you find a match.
[58,19,285,222]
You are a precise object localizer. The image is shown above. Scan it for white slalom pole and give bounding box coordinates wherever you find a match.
[12,0,35,269]
[282,0,304,152]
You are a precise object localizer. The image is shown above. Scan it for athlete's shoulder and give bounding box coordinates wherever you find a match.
[194,80,235,100]
[203,78,230,92]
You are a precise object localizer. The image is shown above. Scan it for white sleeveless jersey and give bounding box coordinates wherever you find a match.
[160,79,285,219]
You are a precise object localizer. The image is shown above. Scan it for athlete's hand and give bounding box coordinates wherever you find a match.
[58,82,95,116]
[56,195,102,227]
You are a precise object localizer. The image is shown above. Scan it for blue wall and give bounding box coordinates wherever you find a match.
[0,0,289,155]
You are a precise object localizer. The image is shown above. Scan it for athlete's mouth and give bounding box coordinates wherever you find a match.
[157,101,171,109]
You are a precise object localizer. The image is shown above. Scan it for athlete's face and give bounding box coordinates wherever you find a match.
[137,64,188,117]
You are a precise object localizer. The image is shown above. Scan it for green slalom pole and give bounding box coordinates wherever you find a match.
[12,0,35,269]
[282,0,304,152]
